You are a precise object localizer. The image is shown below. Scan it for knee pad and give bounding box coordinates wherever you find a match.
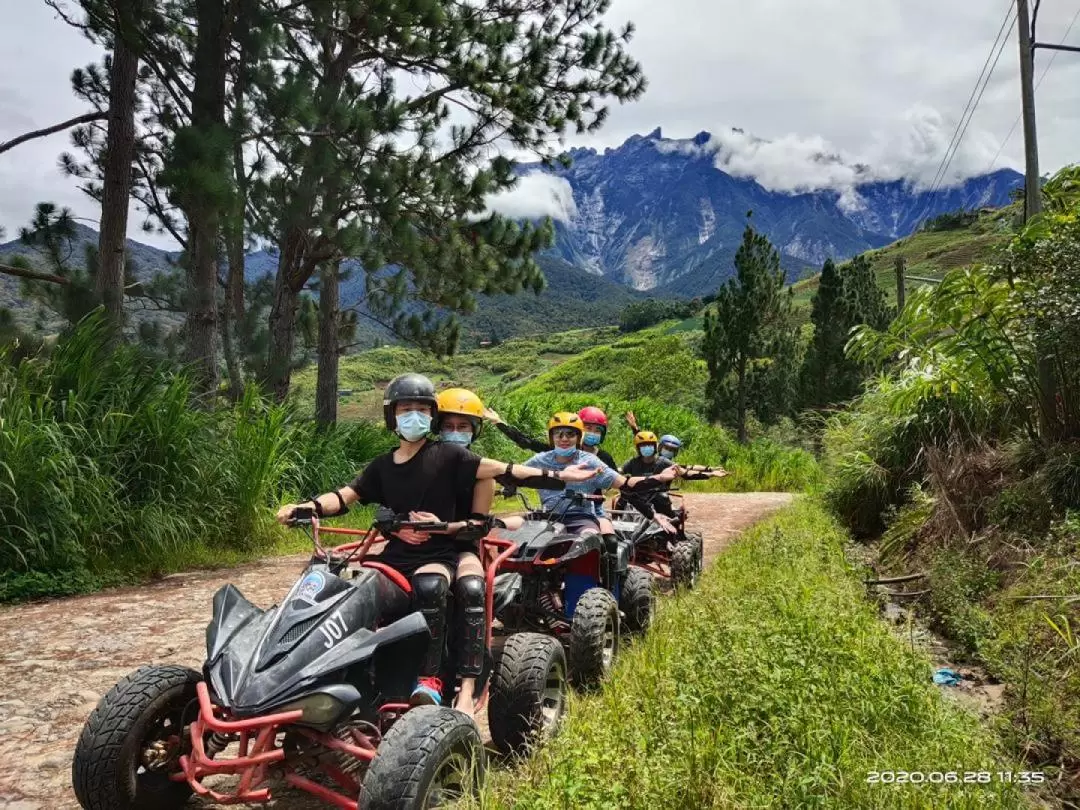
[454,575,486,677]
[412,572,450,609]
[411,573,449,676]
[455,574,485,609]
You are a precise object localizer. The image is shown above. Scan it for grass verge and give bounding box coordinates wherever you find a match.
[479,500,1029,810]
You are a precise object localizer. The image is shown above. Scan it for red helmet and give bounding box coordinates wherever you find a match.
[578,406,608,426]
[578,406,608,443]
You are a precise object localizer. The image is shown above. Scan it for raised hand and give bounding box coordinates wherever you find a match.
[482,407,503,424]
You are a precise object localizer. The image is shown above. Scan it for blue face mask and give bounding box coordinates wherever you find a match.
[441,430,472,445]
[640,445,655,458]
[583,432,602,446]
[660,448,675,460]
[396,411,431,441]
[553,445,577,458]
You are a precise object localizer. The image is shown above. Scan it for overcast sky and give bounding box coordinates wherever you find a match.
[2,0,1079,249]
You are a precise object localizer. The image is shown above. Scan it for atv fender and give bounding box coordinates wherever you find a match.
[493,572,523,615]
[615,541,632,575]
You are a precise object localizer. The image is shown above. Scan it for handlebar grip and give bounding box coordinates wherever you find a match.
[289,506,314,525]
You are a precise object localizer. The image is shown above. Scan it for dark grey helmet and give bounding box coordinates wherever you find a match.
[382,373,438,430]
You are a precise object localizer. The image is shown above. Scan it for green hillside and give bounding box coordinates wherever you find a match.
[790,205,1018,317]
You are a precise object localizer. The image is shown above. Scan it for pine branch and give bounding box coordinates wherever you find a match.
[0,262,72,286]
[0,111,108,156]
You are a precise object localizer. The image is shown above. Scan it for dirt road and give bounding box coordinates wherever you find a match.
[0,492,793,810]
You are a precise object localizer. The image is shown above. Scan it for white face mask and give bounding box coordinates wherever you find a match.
[396,411,431,441]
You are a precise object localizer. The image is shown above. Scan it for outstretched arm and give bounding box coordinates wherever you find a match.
[677,465,729,480]
[276,486,360,524]
[476,458,599,487]
[484,407,550,453]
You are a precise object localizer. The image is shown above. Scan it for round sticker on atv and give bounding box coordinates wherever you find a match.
[294,570,326,605]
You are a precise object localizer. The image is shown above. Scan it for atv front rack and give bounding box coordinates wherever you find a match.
[174,680,381,808]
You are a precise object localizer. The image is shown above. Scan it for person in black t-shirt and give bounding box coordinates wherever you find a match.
[615,430,728,522]
[276,374,600,717]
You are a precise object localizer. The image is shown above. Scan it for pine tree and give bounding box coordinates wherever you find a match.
[252,0,646,401]
[800,253,891,409]
[702,221,796,443]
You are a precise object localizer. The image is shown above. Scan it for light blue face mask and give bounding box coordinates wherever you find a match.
[660,448,675,460]
[640,445,656,458]
[553,445,577,458]
[396,411,431,441]
[441,430,472,445]
[583,432,602,446]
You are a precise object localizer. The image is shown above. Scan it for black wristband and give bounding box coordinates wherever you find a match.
[311,498,325,517]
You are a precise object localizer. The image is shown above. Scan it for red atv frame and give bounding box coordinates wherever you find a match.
[71,510,568,810]
[608,491,704,589]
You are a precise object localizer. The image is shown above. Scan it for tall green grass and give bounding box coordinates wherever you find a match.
[0,314,393,602]
[482,501,1026,809]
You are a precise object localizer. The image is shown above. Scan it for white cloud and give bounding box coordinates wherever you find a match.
[649,101,1016,212]
[482,172,578,223]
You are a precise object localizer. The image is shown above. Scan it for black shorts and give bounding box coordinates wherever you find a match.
[373,537,459,579]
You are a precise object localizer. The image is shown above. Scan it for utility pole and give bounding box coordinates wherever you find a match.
[1017,0,1042,220]
[1017,0,1056,439]
[894,256,906,312]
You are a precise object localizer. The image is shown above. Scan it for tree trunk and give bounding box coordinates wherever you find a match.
[96,31,139,340]
[736,355,748,444]
[220,275,244,402]
[264,228,308,401]
[315,262,341,426]
[181,0,230,395]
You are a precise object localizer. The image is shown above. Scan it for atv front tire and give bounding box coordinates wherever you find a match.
[671,540,699,590]
[619,567,655,634]
[360,705,485,810]
[71,664,201,810]
[568,587,620,689]
[488,633,567,756]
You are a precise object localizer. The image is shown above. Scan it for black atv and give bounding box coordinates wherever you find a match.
[609,490,704,590]
[489,489,655,693]
[70,506,567,810]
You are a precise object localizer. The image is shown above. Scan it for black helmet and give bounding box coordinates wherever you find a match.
[382,373,438,430]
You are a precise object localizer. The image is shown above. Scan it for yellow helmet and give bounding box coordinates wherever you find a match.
[547,411,584,446]
[436,387,485,438]
[633,430,659,449]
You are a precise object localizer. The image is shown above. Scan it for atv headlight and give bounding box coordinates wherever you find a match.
[279,693,344,725]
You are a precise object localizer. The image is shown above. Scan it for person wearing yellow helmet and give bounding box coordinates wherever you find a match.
[436,387,486,447]
[521,412,680,588]
[277,374,601,716]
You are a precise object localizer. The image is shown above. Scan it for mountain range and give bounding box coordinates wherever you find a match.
[1,126,1024,339]
[517,128,1023,294]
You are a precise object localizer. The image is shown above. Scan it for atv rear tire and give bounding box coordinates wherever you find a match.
[71,664,201,810]
[488,633,567,756]
[671,540,698,590]
[619,567,655,634]
[685,530,705,571]
[568,587,620,690]
[359,705,485,810]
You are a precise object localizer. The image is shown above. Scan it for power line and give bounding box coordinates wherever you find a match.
[912,6,1017,226]
[924,1,1017,196]
[987,0,1080,171]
